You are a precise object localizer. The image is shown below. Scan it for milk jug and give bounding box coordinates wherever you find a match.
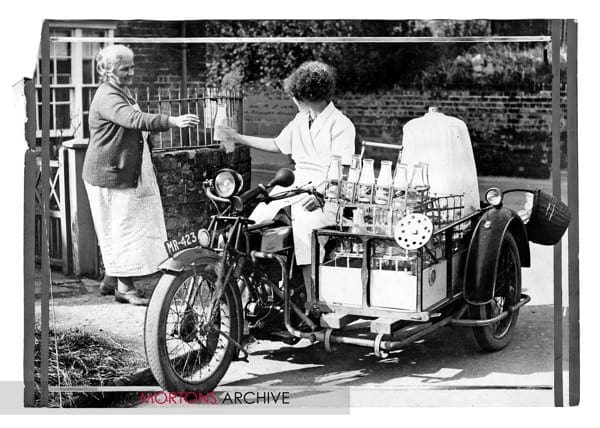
[401,108,480,214]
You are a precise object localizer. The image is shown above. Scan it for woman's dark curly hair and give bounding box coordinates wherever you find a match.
[283,61,337,102]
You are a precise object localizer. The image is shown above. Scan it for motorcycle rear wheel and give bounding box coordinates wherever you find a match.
[145,261,241,393]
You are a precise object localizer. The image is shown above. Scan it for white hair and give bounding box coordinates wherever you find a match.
[96,45,134,83]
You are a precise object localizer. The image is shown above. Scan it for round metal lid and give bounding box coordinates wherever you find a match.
[394,213,433,250]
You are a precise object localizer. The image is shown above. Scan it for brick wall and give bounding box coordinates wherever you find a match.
[115,20,207,94]
[153,145,251,239]
[243,87,568,178]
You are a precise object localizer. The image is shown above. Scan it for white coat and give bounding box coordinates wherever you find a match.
[250,102,356,265]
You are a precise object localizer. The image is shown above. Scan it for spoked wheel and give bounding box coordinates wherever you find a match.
[470,232,522,352]
[145,259,241,393]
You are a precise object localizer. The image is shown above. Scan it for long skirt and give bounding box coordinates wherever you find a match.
[84,143,168,277]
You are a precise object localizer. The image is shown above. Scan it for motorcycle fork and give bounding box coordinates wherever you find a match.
[206,218,242,321]
[183,273,200,309]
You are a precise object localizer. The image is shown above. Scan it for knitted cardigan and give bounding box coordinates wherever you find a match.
[83,82,170,188]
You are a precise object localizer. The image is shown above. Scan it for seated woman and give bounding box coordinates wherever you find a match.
[219,61,356,308]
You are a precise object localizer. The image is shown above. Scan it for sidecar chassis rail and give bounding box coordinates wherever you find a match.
[301,293,531,356]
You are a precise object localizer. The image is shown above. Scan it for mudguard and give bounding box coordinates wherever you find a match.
[463,207,530,305]
[156,247,245,358]
[158,247,220,272]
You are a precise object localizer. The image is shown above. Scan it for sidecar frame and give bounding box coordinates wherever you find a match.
[303,203,531,350]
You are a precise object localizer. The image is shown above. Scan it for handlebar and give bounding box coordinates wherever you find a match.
[231,185,267,211]
[204,179,323,212]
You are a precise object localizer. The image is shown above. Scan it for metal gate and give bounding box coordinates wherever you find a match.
[135,87,243,149]
[34,150,71,273]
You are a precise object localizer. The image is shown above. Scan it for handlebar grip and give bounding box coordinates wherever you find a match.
[232,185,266,211]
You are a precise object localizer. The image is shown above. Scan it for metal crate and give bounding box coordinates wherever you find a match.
[312,195,473,322]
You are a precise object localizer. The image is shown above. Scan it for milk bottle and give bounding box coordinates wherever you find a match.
[374,160,393,205]
[325,155,343,200]
[357,158,375,204]
[342,154,361,203]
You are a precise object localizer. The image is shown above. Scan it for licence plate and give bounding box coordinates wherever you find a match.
[164,231,200,257]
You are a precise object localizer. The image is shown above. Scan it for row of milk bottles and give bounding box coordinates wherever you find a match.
[325,154,431,235]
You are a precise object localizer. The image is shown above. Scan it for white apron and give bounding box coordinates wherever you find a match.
[250,102,356,265]
[84,106,168,277]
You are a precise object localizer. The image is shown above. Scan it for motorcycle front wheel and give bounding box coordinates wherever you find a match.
[145,261,241,393]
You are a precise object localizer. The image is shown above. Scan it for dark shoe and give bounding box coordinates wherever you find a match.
[99,275,118,296]
[114,289,149,306]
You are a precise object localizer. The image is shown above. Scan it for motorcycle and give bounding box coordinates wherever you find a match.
[144,166,570,393]
[144,167,319,393]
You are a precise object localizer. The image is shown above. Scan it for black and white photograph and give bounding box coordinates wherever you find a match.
[0,1,595,419]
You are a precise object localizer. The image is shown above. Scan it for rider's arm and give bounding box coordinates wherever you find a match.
[229,134,280,153]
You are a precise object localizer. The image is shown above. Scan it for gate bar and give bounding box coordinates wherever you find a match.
[50,36,552,44]
[551,20,563,408]
[567,19,579,407]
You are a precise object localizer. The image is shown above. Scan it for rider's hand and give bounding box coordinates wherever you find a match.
[169,114,200,129]
[216,124,239,142]
[302,195,323,212]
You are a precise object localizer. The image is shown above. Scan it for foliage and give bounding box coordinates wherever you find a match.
[419,44,566,90]
[203,20,561,93]
[204,20,475,92]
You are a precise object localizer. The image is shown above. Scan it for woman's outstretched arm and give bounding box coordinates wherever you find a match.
[220,129,280,153]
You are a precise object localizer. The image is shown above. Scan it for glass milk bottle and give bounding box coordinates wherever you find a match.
[357,158,375,204]
[392,163,408,209]
[407,163,430,213]
[212,101,228,141]
[374,160,393,205]
[325,155,343,201]
[420,162,430,194]
[391,162,409,227]
[342,154,361,203]
[373,206,392,235]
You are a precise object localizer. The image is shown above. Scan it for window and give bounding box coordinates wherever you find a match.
[35,24,116,143]
[81,28,108,138]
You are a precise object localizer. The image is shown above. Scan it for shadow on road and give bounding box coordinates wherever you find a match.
[223,304,553,390]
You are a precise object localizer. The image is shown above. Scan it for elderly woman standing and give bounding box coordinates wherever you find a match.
[83,45,199,305]
[219,60,356,310]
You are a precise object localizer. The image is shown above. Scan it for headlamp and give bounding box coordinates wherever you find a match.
[214,169,243,198]
[485,187,503,207]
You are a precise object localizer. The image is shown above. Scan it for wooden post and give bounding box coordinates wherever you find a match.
[566,19,579,407]
[58,146,72,274]
[39,19,51,408]
[63,139,99,277]
[551,19,563,408]
[23,78,36,407]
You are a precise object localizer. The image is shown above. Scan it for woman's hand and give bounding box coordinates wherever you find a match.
[301,195,324,212]
[169,114,200,129]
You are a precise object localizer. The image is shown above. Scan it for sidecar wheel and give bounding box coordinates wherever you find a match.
[145,261,241,393]
[470,232,522,352]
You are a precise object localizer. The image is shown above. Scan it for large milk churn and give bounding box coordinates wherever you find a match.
[401,108,480,214]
